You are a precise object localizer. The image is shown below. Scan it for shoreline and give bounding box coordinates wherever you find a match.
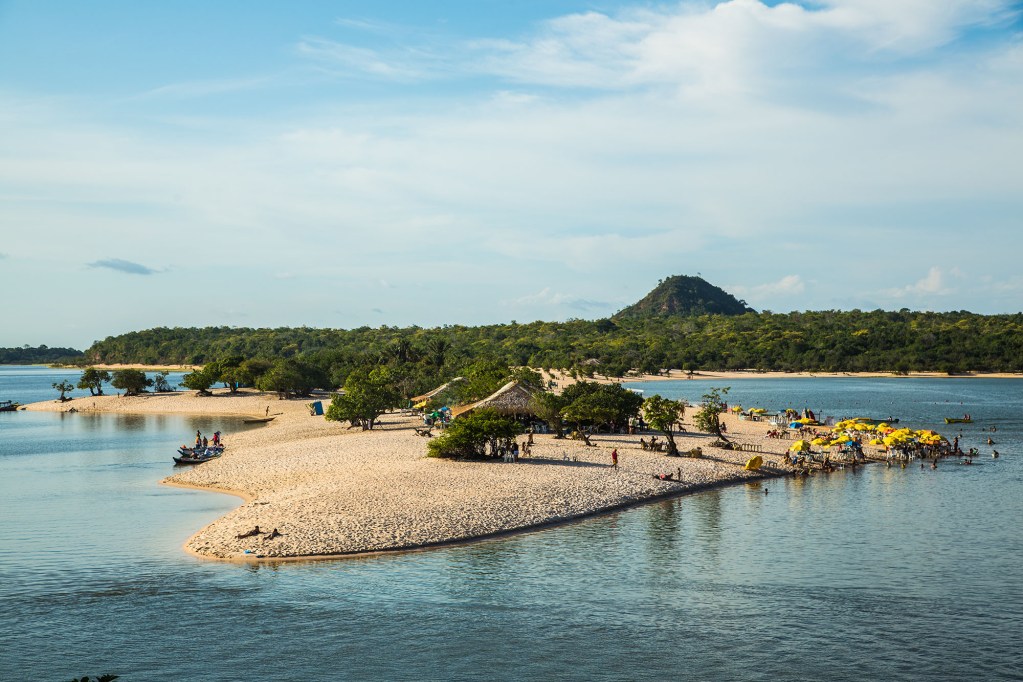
[165,469,781,564]
[26,362,1023,381]
[23,389,797,562]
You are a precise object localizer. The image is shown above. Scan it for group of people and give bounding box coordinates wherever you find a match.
[194,430,222,449]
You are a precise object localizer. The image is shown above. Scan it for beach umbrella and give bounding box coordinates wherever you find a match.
[731,406,743,413]
[413,401,428,409]
[789,422,803,429]
[790,440,810,452]
[811,437,830,446]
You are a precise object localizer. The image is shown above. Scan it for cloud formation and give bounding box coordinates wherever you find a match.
[884,267,961,298]
[88,259,159,276]
[732,275,806,306]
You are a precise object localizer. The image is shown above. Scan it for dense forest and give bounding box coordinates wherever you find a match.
[0,345,83,364]
[80,309,1023,380]
[22,276,1023,395]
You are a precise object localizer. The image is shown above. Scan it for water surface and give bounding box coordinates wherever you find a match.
[1,368,1020,680]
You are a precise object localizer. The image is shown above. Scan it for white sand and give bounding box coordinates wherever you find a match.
[26,389,793,561]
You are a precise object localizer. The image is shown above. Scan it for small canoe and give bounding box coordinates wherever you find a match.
[944,418,973,424]
[243,416,276,424]
[173,454,220,465]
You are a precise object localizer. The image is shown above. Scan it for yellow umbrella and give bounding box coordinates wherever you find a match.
[731,406,743,413]
[790,440,810,452]
[413,400,428,409]
[811,437,830,446]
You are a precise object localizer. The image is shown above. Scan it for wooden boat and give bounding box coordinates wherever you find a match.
[242,416,275,424]
[0,400,20,412]
[177,445,224,456]
[944,417,973,424]
[173,453,221,465]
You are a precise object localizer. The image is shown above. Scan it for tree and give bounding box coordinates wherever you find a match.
[152,371,174,392]
[530,391,568,438]
[110,369,152,396]
[255,359,323,399]
[425,337,450,367]
[508,366,544,390]
[427,408,523,458]
[76,368,110,396]
[692,386,730,441]
[181,367,216,396]
[458,359,511,403]
[561,382,644,434]
[52,380,75,402]
[642,395,686,456]
[206,356,245,392]
[325,366,399,430]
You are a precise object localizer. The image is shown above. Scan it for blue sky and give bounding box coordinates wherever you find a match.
[1,0,1021,348]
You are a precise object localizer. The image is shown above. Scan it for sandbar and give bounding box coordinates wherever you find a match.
[26,389,809,561]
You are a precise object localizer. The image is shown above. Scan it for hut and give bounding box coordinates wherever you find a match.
[411,377,465,408]
[451,381,537,419]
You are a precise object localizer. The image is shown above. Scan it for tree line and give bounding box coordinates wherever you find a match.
[78,309,1023,378]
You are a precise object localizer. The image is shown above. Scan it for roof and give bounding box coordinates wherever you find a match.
[451,381,537,418]
[410,377,465,404]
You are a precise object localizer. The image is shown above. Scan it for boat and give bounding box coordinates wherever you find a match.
[242,416,275,424]
[944,417,973,424]
[0,400,20,412]
[177,445,225,456]
[173,452,221,465]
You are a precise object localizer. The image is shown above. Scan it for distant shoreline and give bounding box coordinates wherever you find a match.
[29,363,1023,381]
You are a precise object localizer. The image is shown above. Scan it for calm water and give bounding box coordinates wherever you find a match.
[1,367,1021,681]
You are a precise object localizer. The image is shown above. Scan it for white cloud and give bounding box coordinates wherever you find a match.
[510,287,613,312]
[884,266,960,298]
[732,275,806,304]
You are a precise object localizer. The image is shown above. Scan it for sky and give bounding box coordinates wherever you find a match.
[1,0,1021,348]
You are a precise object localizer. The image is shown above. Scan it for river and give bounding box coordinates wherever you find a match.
[1,367,1020,680]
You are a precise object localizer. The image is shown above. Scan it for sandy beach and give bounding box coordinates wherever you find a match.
[25,388,796,561]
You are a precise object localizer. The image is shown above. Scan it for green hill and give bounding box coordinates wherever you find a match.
[613,275,755,319]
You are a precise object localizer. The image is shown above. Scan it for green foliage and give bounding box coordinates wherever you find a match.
[205,355,245,392]
[110,369,153,396]
[530,391,568,437]
[52,379,75,401]
[77,293,1023,379]
[255,359,324,398]
[427,408,523,458]
[614,275,754,319]
[76,368,110,396]
[152,371,174,392]
[693,387,730,439]
[560,382,644,431]
[642,395,686,455]
[325,366,400,429]
[0,344,83,364]
[508,366,545,390]
[181,367,217,395]
[458,359,512,403]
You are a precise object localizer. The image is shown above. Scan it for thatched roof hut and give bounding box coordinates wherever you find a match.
[451,381,537,419]
[411,377,464,405]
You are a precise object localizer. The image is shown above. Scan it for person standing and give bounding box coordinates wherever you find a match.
[611,448,618,470]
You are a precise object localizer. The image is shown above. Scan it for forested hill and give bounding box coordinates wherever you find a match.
[82,310,1023,376]
[1,345,83,364]
[614,275,755,318]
